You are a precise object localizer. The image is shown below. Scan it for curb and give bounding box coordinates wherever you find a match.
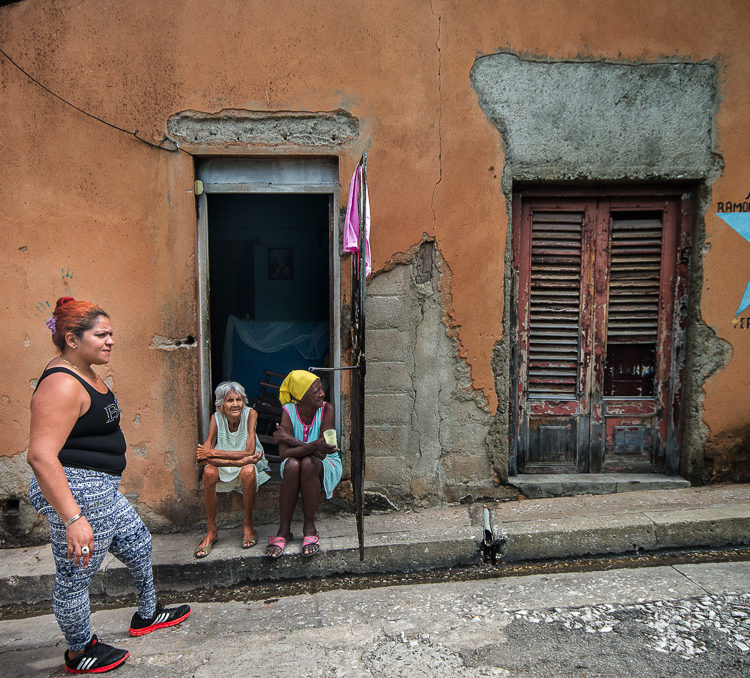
[2,500,749,608]
[0,521,482,607]
[490,504,750,562]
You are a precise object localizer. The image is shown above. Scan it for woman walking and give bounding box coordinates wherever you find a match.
[27,297,190,674]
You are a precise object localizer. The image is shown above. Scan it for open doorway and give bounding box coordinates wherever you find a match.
[207,193,330,396]
[196,157,341,441]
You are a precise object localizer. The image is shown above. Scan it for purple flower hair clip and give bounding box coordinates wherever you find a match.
[45,316,57,333]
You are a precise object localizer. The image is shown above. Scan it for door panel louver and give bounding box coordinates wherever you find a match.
[607,217,663,343]
[527,212,583,397]
[514,191,689,476]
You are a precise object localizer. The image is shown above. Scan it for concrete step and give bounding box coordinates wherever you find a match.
[509,473,691,499]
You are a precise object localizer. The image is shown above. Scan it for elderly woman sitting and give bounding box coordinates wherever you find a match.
[194,381,270,558]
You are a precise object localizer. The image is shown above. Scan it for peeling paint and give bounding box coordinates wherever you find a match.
[472,52,730,483]
[366,240,509,505]
[149,335,197,350]
[2,1,749,540]
[131,445,149,459]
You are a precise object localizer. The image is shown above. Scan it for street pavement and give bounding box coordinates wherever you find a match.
[1,483,749,676]
[1,560,748,677]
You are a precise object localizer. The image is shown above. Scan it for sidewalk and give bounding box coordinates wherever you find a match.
[1,483,749,607]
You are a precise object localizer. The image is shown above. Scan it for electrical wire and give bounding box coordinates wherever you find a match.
[0,45,191,155]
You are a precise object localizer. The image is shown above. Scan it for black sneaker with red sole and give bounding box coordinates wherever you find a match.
[129,603,191,637]
[64,635,129,674]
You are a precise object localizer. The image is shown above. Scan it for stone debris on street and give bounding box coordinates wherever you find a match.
[512,593,750,660]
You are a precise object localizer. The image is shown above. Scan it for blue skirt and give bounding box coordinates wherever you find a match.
[280,452,342,499]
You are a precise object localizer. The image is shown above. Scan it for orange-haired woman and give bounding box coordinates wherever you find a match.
[27,297,190,674]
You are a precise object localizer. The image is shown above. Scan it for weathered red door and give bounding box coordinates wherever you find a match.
[511,188,692,474]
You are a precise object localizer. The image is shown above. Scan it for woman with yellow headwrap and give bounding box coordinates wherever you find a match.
[266,370,341,558]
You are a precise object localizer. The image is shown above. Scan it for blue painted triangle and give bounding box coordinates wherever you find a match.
[738,280,750,315]
[717,213,750,244]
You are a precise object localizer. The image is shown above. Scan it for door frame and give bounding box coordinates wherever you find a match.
[510,183,694,475]
[196,157,341,439]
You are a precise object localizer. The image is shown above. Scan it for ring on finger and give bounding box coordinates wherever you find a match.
[81,546,90,555]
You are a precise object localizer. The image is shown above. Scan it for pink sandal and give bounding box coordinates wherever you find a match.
[266,536,288,559]
[301,533,320,557]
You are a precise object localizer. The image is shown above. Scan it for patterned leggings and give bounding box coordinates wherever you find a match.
[29,468,157,652]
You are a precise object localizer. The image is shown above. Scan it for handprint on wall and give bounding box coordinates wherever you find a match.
[33,300,52,317]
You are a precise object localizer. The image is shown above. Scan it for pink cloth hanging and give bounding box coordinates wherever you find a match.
[343,163,371,276]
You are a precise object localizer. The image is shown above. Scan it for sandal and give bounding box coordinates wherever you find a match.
[301,533,320,557]
[266,535,288,559]
[241,536,257,549]
[194,537,217,559]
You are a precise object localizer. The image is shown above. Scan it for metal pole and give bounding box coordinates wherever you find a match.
[354,153,367,561]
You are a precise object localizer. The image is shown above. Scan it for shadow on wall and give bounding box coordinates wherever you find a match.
[0,451,49,547]
[705,425,750,482]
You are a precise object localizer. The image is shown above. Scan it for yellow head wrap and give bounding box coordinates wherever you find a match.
[278,370,319,405]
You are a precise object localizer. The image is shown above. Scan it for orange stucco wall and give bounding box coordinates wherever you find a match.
[2,0,749,526]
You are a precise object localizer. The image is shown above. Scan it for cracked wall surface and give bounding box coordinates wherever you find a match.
[2,1,750,547]
[364,242,514,505]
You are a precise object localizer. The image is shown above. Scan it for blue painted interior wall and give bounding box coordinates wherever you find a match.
[207,193,330,393]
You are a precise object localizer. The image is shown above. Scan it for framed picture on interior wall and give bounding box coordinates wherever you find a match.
[268,247,293,280]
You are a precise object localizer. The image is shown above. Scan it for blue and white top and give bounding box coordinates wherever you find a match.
[215,406,270,489]
[281,402,342,499]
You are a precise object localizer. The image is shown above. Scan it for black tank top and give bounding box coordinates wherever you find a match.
[36,367,127,475]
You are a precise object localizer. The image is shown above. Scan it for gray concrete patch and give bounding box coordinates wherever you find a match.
[366,328,413,362]
[471,53,726,489]
[365,362,414,394]
[167,109,358,147]
[364,243,495,504]
[471,53,717,182]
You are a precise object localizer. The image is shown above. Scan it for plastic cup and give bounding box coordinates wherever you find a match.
[323,429,337,447]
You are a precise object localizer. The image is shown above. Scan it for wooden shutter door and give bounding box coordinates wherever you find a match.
[513,200,597,472]
[512,189,690,475]
[590,199,681,472]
